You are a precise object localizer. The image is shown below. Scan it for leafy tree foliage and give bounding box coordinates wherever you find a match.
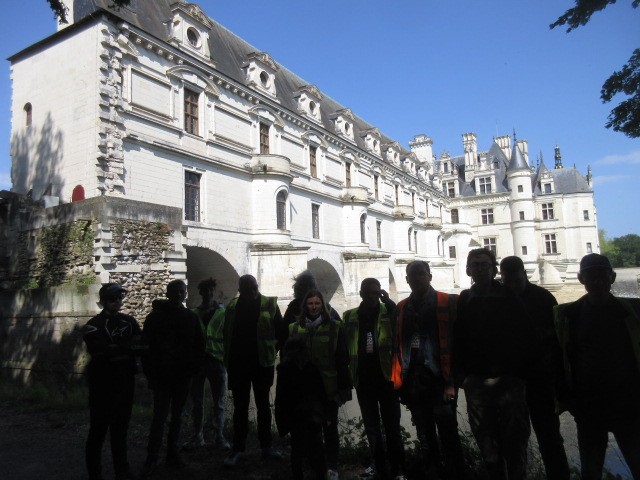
[47,0,131,24]
[599,228,621,264]
[612,234,640,267]
[551,1,640,138]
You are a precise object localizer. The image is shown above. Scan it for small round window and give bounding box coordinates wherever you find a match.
[309,100,316,115]
[260,71,271,88]
[187,28,200,48]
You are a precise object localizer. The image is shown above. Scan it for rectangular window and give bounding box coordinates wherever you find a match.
[542,203,554,220]
[481,208,494,225]
[449,246,456,259]
[583,210,589,220]
[376,220,382,248]
[445,181,455,198]
[586,242,592,253]
[517,185,523,193]
[184,171,201,221]
[408,229,412,251]
[483,237,497,256]
[519,211,525,220]
[309,146,318,178]
[522,246,528,255]
[544,183,552,194]
[259,123,270,154]
[478,177,492,194]
[544,234,558,254]
[374,175,379,200]
[451,209,459,224]
[184,89,199,135]
[345,163,351,187]
[443,162,449,173]
[414,231,418,253]
[411,192,416,212]
[395,185,400,205]
[312,204,320,239]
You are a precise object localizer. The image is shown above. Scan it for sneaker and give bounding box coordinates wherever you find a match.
[360,464,376,478]
[261,446,283,461]
[166,453,187,469]
[139,458,158,478]
[224,451,242,467]
[327,469,340,480]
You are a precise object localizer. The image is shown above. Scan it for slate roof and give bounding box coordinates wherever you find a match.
[72,0,410,156]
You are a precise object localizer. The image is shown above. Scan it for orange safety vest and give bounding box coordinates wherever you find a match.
[391,291,458,389]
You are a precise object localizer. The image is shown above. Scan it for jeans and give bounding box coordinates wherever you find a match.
[230,366,273,452]
[575,410,640,480]
[527,380,569,480]
[356,379,405,476]
[86,375,135,479]
[146,378,190,460]
[465,375,530,480]
[190,356,227,442]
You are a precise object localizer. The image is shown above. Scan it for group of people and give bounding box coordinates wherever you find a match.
[82,250,640,480]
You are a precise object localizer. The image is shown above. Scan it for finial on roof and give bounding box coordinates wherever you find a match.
[587,165,593,186]
[554,145,563,169]
[513,128,517,143]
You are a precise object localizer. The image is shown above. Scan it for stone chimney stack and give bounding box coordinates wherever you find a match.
[462,132,477,168]
[495,135,511,160]
[409,134,434,173]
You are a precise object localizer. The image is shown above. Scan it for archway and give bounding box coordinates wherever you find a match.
[185,246,240,308]
[307,258,346,313]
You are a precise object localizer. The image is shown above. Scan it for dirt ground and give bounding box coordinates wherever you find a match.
[0,385,368,480]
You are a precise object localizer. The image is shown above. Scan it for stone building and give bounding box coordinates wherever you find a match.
[6,0,599,316]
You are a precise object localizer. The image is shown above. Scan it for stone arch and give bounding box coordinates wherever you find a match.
[307,258,345,314]
[185,246,240,307]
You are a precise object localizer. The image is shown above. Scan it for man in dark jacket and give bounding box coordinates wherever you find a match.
[83,283,143,480]
[455,249,538,480]
[141,279,204,476]
[554,254,640,480]
[500,256,569,480]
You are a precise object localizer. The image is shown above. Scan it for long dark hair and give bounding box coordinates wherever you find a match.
[299,289,331,323]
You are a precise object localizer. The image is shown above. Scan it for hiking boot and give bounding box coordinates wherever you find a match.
[224,450,242,467]
[261,447,283,461]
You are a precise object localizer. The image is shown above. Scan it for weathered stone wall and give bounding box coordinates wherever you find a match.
[0,196,184,383]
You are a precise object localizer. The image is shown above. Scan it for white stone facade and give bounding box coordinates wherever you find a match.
[9,1,598,310]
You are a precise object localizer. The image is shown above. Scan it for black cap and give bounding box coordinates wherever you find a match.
[99,283,127,300]
[579,253,612,274]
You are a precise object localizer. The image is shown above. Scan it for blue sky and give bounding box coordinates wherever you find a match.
[1,1,638,237]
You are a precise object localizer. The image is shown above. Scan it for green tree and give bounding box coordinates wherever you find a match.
[612,234,640,267]
[598,228,621,265]
[551,1,640,138]
[47,0,131,24]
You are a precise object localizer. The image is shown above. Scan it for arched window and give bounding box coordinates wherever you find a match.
[408,228,412,251]
[276,191,287,230]
[24,103,32,127]
[360,214,366,243]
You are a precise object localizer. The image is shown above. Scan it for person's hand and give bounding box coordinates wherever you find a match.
[443,385,456,403]
[380,289,390,302]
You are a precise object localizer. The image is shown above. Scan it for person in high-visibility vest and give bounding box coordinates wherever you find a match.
[391,261,465,480]
[289,289,351,480]
[186,277,230,451]
[343,278,405,480]
[500,256,569,480]
[554,253,640,480]
[223,274,283,467]
[454,249,538,480]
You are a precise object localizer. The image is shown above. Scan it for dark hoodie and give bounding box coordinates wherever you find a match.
[142,299,204,388]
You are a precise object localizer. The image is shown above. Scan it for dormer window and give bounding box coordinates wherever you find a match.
[361,128,381,155]
[168,3,212,61]
[296,85,323,123]
[383,143,401,166]
[243,51,279,99]
[331,108,355,141]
